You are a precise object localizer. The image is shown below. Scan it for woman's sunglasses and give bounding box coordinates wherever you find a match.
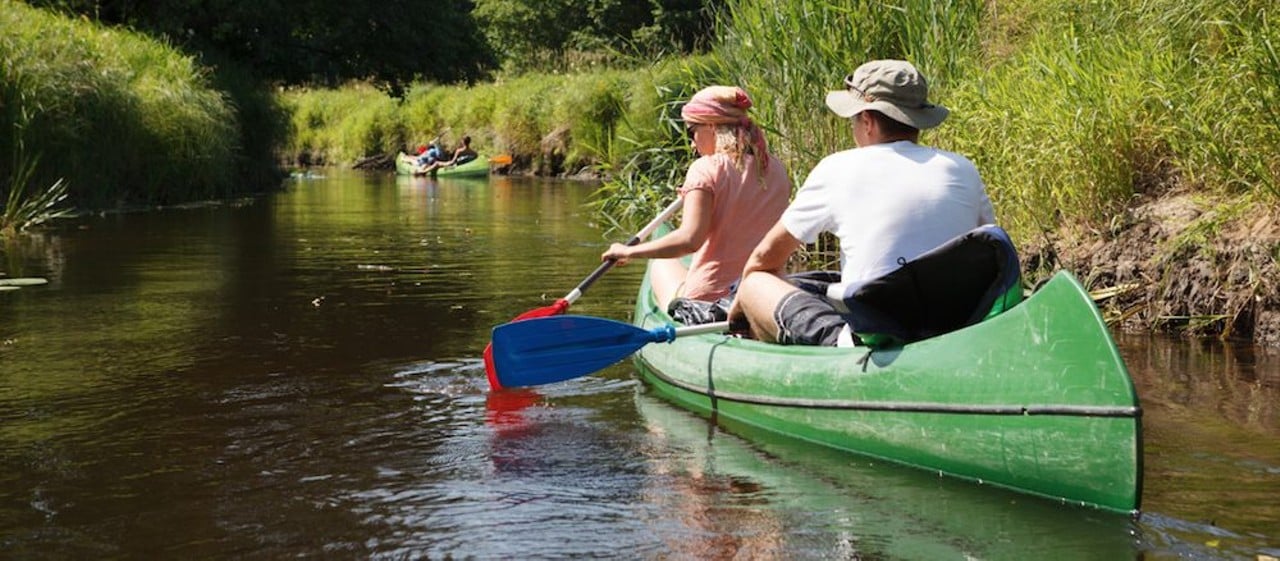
[685,124,702,142]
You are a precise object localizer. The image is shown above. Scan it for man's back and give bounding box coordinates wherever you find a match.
[783,140,995,286]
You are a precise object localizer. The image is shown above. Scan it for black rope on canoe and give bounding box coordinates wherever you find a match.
[705,337,731,413]
[857,348,874,371]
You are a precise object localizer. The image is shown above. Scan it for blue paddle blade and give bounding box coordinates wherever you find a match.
[491,315,675,388]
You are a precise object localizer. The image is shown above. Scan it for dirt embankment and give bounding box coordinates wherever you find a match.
[1022,192,1280,348]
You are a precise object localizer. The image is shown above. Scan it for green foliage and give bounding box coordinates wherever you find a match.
[33,0,710,88]
[554,72,630,168]
[281,60,722,180]
[29,0,496,89]
[0,1,257,208]
[2,157,69,238]
[282,85,404,164]
[473,0,714,73]
[686,0,1280,242]
[936,0,1280,236]
[1,78,68,237]
[940,30,1178,235]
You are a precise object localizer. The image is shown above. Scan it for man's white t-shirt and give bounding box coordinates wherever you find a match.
[780,141,995,344]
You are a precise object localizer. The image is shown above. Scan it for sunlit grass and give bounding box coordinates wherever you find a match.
[700,0,1280,244]
[0,1,247,208]
[280,58,711,180]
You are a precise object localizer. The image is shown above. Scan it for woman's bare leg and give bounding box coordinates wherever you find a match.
[648,258,688,310]
[732,271,799,343]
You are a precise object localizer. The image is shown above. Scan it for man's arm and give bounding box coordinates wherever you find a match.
[741,221,802,278]
[727,221,803,340]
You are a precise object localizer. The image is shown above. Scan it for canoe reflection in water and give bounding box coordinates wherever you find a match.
[634,392,1140,560]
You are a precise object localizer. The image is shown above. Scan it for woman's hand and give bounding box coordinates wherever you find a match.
[601,243,633,265]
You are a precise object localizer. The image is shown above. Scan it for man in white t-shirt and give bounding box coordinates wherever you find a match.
[729,59,996,346]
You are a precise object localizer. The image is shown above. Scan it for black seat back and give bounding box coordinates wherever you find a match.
[842,225,1022,347]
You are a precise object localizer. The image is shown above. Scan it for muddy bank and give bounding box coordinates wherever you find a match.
[1023,192,1280,349]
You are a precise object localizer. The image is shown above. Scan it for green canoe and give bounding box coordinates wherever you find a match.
[395,152,490,178]
[630,264,1143,513]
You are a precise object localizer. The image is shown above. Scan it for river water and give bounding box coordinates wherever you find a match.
[1,171,1276,559]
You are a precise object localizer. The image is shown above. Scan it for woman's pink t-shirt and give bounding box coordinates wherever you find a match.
[678,153,790,301]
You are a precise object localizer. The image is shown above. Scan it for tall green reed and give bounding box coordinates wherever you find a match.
[1,77,68,236]
[283,85,403,164]
[3,151,68,237]
[703,0,1279,243]
[711,0,984,177]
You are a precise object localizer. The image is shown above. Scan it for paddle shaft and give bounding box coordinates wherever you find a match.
[563,198,683,305]
[657,321,732,342]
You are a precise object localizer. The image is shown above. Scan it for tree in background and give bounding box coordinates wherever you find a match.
[27,0,498,89]
[27,0,712,85]
[473,0,714,72]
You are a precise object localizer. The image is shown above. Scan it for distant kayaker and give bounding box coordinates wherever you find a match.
[447,135,478,165]
[729,60,998,346]
[401,141,445,171]
[601,85,791,325]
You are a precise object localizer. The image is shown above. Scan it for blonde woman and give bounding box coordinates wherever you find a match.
[602,86,791,324]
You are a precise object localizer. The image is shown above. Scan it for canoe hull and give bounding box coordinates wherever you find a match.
[631,267,1142,513]
[395,153,490,178]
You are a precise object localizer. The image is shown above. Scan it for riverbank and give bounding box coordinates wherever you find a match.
[1026,193,1280,347]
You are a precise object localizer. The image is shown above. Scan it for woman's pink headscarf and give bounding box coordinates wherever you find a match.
[680,86,770,171]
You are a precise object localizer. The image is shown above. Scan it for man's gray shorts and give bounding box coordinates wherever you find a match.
[772,271,850,346]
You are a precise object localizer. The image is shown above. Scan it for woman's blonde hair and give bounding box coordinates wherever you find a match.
[681,85,771,179]
[711,124,751,168]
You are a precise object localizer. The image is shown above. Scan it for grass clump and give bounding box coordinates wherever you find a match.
[282,84,404,165]
[0,1,259,209]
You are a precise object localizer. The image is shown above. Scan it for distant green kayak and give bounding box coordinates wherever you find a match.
[395,152,490,178]
[631,264,1143,513]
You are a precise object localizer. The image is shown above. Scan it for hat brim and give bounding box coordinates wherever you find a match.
[825,90,949,130]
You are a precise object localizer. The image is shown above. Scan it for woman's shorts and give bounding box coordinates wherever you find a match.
[668,297,729,325]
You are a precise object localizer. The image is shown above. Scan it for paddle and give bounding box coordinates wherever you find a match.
[491,315,731,388]
[484,197,685,389]
[489,154,513,165]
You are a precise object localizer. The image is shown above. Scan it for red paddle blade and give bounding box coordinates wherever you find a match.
[483,344,503,390]
[484,299,571,390]
[511,299,570,321]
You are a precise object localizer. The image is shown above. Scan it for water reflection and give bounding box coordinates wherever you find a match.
[634,392,1140,560]
[1118,335,1280,557]
[1,170,1277,558]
